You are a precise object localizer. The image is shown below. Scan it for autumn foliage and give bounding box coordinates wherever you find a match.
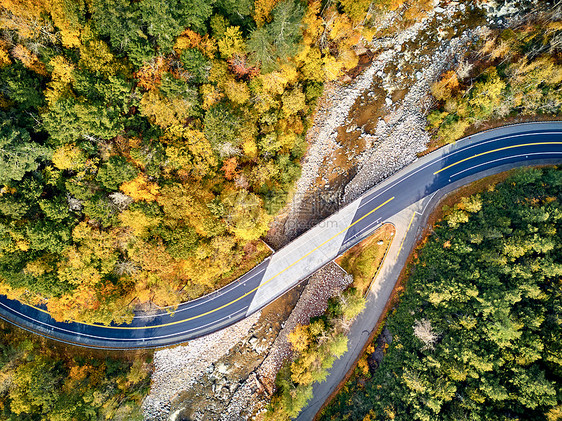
[0,319,151,418]
[0,0,385,324]
[427,22,562,144]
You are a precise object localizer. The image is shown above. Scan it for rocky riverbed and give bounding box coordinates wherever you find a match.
[142,312,262,421]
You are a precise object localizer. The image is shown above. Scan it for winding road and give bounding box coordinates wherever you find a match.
[1,122,561,349]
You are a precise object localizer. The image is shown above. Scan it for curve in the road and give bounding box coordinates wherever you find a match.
[1,122,561,349]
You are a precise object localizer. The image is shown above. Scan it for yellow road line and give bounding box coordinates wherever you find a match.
[33,197,395,330]
[434,142,562,175]
[397,211,416,257]
[27,303,49,314]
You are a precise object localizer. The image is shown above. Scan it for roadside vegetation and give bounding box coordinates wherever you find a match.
[336,224,395,294]
[265,223,398,419]
[265,287,366,420]
[0,321,151,420]
[427,12,562,144]
[320,167,562,421]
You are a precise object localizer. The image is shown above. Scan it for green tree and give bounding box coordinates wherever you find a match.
[215,0,253,24]
[268,0,304,59]
[26,220,72,254]
[181,48,211,83]
[247,0,304,71]
[138,0,213,52]
[0,120,51,184]
[340,288,366,321]
[96,156,138,190]
[9,356,63,415]
[42,97,124,145]
[0,64,45,110]
[247,27,276,72]
[204,105,241,156]
[90,0,154,66]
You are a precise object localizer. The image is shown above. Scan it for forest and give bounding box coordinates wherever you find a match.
[0,321,150,420]
[321,167,562,420]
[428,17,562,144]
[0,0,429,324]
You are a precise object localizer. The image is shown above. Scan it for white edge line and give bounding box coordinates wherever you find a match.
[450,152,562,179]
[0,301,248,342]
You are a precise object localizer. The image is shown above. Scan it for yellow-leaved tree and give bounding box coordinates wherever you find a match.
[52,143,87,171]
[288,323,312,353]
[431,70,460,101]
[253,0,282,26]
[45,55,75,105]
[221,188,272,241]
[218,26,245,59]
[140,90,196,129]
[50,0,84,48]
[120,174,160,202]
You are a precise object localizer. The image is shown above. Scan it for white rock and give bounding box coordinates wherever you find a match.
[216,363,229,374]
[249,336,258,347]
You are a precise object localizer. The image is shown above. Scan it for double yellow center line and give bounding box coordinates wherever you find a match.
[434,142,562,175]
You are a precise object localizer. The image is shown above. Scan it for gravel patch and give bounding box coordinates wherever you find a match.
[142,312,260,421]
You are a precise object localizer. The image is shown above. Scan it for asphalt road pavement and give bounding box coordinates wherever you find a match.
[0,122,561,349]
